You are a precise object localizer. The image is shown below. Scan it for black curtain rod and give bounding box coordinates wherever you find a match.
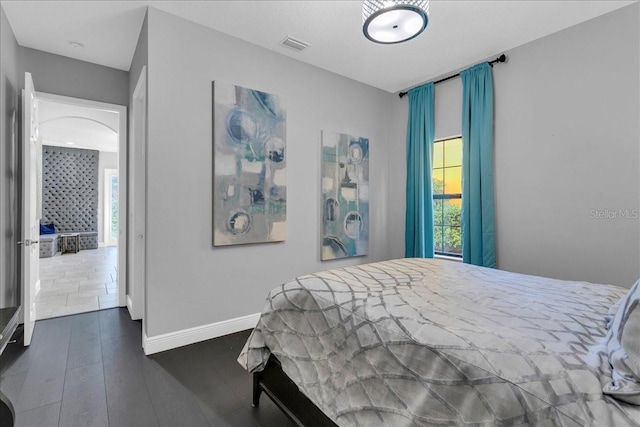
[398,54,507,98]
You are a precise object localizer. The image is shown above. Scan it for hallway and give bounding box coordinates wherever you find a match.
[37,247,118,320]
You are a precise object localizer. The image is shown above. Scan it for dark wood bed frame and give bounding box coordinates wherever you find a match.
[252,355,338,427]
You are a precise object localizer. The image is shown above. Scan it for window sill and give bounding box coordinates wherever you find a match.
[434,254,462,262]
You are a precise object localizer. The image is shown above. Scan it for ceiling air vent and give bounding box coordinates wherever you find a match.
[281,36,309,52]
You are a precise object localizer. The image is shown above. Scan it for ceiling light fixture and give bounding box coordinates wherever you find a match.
[362,1,429,44]
[68,41,84,49]
[65,142,75,145]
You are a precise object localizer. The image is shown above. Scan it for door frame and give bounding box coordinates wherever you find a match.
[128,66,146,322]
[35,92,128,307]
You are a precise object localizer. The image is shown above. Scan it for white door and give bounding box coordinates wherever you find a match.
[128,66,146,321]
[21,72,40,346]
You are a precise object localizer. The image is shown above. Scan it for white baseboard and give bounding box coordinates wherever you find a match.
[126,295,135,319]
[142,312,260,355]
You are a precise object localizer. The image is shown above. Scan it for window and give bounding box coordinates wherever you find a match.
[433,137,462,257]
[104,169,118,246]
[110,174,119,241]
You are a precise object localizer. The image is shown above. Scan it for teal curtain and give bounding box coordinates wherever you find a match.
[461,62,496,267]
[405,83,435,258]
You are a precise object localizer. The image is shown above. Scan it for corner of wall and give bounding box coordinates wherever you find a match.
[0,3,21,309]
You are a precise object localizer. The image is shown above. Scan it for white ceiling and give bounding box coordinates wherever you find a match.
[2,1,636,93]
[38,99,119,153]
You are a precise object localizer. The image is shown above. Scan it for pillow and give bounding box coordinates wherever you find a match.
[39,223,56,235]
[603,279,640,405]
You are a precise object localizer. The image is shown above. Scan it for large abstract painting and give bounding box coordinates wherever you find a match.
[213,82,286,246]
[321,131,369,260]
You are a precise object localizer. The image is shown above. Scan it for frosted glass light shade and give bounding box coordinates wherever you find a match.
[363,0,429,44]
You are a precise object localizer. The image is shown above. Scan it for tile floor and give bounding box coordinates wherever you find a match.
[37,247,119,320]
[0,309,295,427]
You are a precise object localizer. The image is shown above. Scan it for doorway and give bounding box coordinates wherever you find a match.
[33,92,127,320]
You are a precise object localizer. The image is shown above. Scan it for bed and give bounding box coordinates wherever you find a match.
[238,258,640,426]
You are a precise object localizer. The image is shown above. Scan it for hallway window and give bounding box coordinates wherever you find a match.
[110,174,119,241]
[105,168,118,246]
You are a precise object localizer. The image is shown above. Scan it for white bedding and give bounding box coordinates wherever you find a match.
[239,258,640,426]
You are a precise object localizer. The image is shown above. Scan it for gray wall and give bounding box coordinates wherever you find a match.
[129,10,148,108]
[145,7,393,337]
[389,4,640,288]
[0,5,20,308]
[18,47,129,106]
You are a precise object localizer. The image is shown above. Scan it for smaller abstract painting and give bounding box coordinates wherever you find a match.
[321,131,369,260]
[213,82,286,246]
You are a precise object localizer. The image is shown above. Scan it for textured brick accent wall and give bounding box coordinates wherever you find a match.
[42,145,99,249]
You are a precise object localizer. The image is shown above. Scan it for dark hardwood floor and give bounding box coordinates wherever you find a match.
[0,308,295,427]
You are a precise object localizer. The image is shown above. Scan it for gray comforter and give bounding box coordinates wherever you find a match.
[239,258,640,426]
